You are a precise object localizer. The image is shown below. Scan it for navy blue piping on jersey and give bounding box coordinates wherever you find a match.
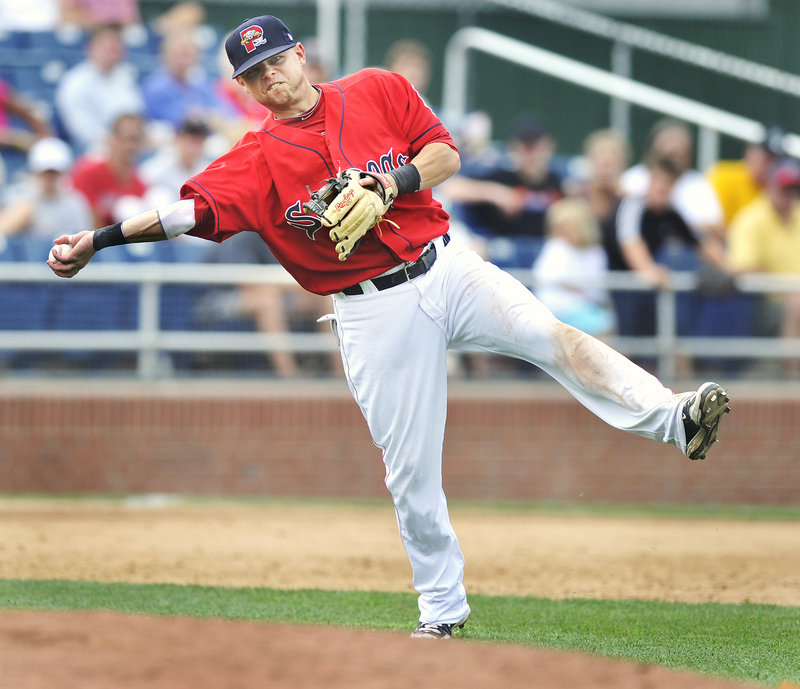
[185,178,221,235]
[261,127,336,178]
[330,82,356,170]
[384,223,416,253]
[410,122,444,148]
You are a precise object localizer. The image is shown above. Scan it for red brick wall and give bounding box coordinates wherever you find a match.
[0,381,796,504]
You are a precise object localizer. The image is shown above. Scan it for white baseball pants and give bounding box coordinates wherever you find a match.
[331,234,691,625]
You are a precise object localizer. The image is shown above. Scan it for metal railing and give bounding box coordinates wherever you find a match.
[2,261,798,381]
[441,26,800,169]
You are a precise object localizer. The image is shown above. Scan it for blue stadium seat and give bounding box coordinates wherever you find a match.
[171,240,209,263]
[0,31,33,50]
[0,284,51,331]
[0,236,25,262]
[16,238,53,263]
[0,239,53,338]
[49,282,139,331]
[0,148,27,183]
[486,236,545,269]
[0,247,51,367]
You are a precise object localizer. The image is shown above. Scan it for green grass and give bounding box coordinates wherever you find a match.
[1,579,797,686]
[4,492,800,522]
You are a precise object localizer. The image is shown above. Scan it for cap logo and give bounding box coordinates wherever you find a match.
[240,25,267,53]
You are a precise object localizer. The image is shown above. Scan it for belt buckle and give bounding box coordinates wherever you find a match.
[398,243,433,285]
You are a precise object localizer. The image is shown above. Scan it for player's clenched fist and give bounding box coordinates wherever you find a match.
[303,168,398,260]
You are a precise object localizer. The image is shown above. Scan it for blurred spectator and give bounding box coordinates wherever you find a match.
[622,118,725,240]
[151,1,206,36]
[706,125,785,227]
[609,158,698,289]
[451,110,505,178]
[0,0,58,30]
[568,128,630,224]
[728,157,800,362]
[603,157,725,341]
[70,112,148,226]
[142,27,231,133]
[60,0,140,29]
[139,117,213,203]
[0,77,51,154]
[54,24,144,154]
[0,136,91,238]
[384,39,433,105]
[302,37,333,84]
[441,117,563,267]
[533,197,615,339]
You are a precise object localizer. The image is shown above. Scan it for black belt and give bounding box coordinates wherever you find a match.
[340,233,450,296]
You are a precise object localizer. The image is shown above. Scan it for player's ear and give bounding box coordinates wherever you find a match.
[295,42,306,66]
[235,76,249,93]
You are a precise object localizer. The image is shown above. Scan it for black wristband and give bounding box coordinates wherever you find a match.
[92,222,126,251]
[388,164,421,195]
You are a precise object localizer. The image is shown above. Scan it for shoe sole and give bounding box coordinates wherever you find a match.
[688,384,731,460]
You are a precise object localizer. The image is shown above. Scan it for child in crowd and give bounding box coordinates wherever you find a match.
[533,197,616,339]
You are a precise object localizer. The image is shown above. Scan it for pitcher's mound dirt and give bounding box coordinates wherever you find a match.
[0,610,760,689]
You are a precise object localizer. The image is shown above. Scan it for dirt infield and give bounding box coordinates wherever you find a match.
[0,610,766,689]
[2,498,796,688]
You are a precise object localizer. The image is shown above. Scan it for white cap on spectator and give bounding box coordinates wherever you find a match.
[28,137,73,173]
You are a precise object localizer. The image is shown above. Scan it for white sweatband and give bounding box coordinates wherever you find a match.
[157,199,196,239]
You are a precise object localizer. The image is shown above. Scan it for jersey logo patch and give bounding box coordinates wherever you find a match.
[286,201,324,239]
[365,148,409,175]
[240,25,267,53]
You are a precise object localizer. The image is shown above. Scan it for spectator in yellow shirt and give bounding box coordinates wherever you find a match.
[728,157,800,372]
[707,125,785,227]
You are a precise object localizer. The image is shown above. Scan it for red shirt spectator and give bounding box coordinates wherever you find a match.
[70,113,148,226]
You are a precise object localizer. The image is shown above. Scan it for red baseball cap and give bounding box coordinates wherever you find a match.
[767,157,800,189]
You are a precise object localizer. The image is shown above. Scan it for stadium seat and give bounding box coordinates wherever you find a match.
[171,240,210,263]
[486,236,545,269]
[0,236,25,262]
[0,239,52,338]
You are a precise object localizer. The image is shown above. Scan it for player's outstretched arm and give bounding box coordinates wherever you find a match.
[48,200,196,279]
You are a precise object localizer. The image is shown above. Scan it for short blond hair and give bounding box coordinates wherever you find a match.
[583,128,630,168]
[544,197,601,248]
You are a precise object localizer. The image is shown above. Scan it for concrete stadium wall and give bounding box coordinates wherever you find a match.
[0,380,796,505]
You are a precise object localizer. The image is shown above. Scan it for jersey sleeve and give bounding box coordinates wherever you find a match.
[180,140,268,243]
[383,72,456,156]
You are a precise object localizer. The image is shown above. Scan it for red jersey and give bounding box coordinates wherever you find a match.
[182,68,456,295]
[71,156,148,227]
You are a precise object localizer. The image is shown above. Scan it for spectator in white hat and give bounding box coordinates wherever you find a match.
[0,137,92,239]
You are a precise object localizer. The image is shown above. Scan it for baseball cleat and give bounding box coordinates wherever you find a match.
[410,612,470,639]
[682,382,731,460]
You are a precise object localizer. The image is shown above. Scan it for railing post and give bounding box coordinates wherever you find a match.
[655,285,678,381]
[343,0,368,76]
[610,41,632,139]
[137,277,161,380]
[697,126,720,172]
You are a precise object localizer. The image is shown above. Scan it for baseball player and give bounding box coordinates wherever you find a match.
[47,14,730,639]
